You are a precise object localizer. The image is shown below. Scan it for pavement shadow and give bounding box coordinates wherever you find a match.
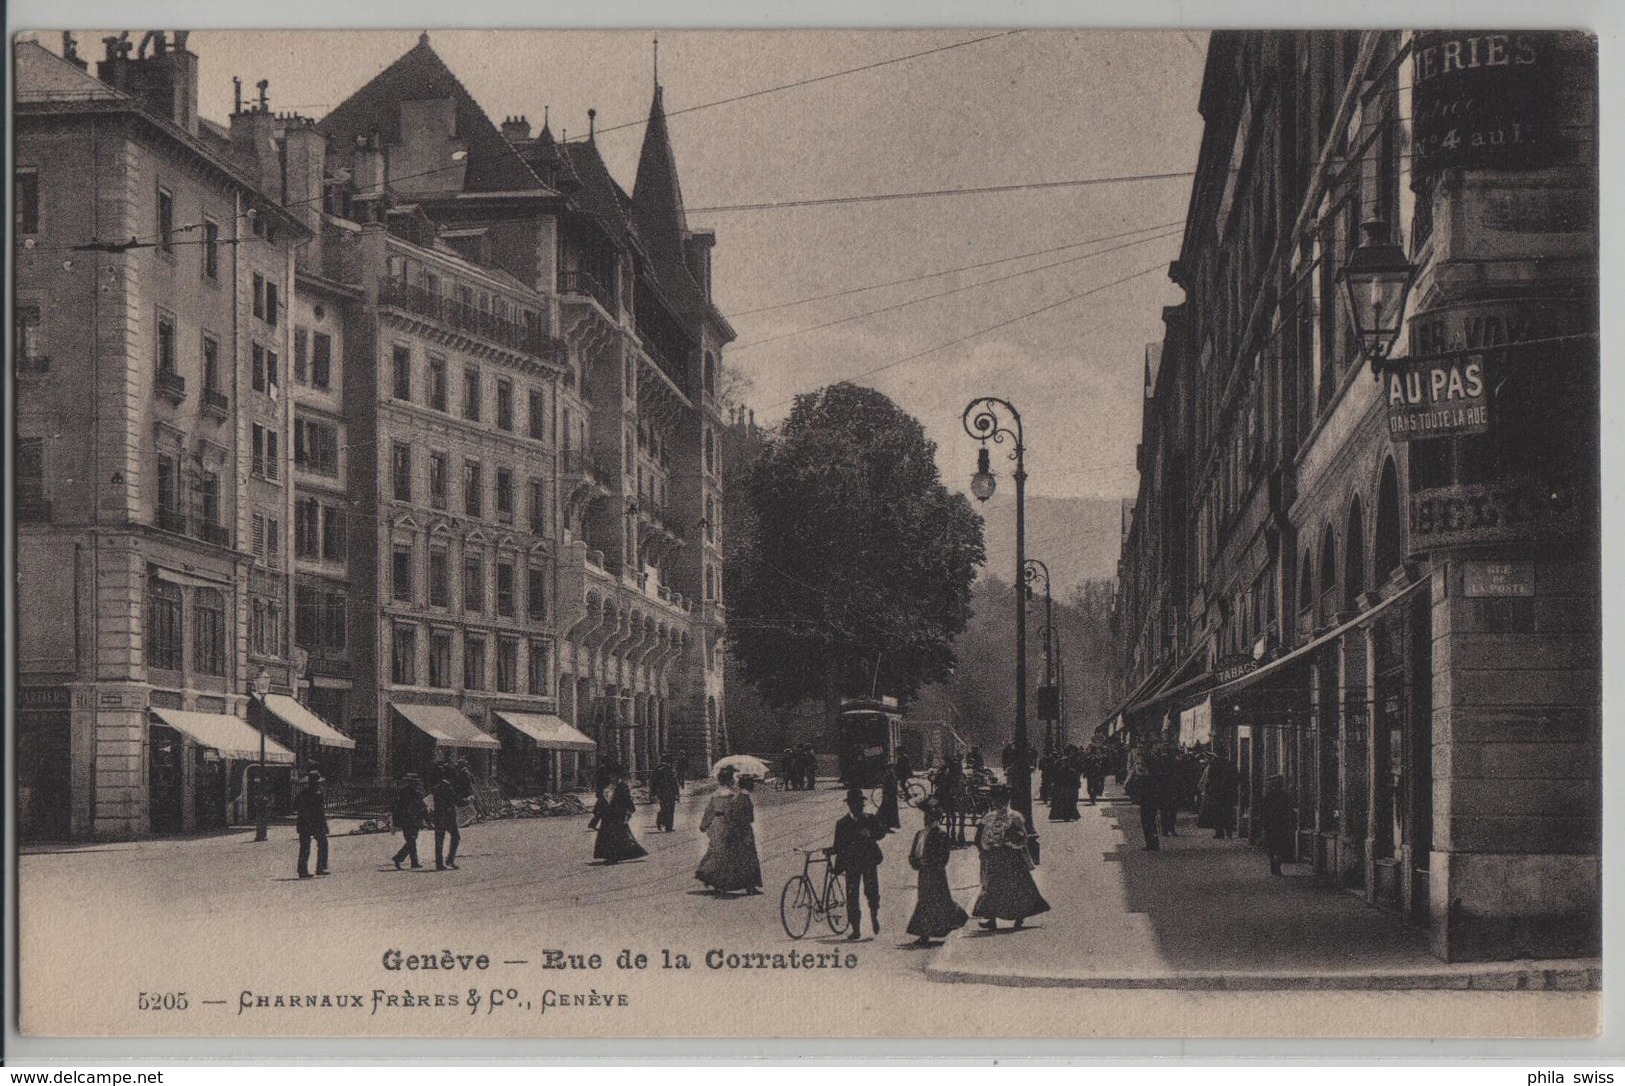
[1100,803,1431,972]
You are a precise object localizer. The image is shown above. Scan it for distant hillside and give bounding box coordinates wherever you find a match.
[975,494,1124,594]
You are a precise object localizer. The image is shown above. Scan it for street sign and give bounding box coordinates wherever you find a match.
[1462,559,1537,597]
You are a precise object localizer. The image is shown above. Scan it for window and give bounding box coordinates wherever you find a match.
[529,478,547,534]
[197,471,221,533]
[202,218,220,279]
[428,630,452,688]
[392,345,412,400]
[202,336,221,394]
[321,504,346,562]
[429,357,448,411]
[157,188,174,253]
[145,579,183,671]
[496,638,519,694]
[311,332,332,389]
[193,589,226,676]
[428,546,450,607]
[529,388,546,440]
[253,273,266,319]
[296,585,349,653]
[393,543,414,602]
[16,169,38,234]
[464,554,485,612]
[429,452,448,509]
[527,565,547,621]
[295,416,340,476]
[250,597,282,658]
[705,496,716,543]
[391,622,417,685]
[464,460,483,517]
[253,514,267,563]
[392,443,413,502]
[17,438,46,519]
[527,639,550,695]
[267,518,280,565]
[294,328,309,382]
[156,455,180,528]
[157,313,177,376]
[463,368,481,421]
[463,636,486,690]
[296,499,320,559]
[252,343,279,394]
[496,561,516,617]
[497,379,514,430]
[266,280,280,325]
[251,424,279,480]
[704,429,716,475]
[495,468,514,521]
[705,564,716,601]
[16,305,42,369]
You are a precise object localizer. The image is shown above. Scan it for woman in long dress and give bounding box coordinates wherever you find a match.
[877,762,902,831]
[906,802,968,946]
[592,771,648,864]
[695,767,764,893]
[1047,749,1082,822]
[972,785,1050,930]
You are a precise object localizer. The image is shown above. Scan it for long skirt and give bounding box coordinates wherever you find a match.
[696,830,763,891]
[1048,777,1081,821]
[878,788,901,830]
[907,865,969,938]
[972,848,1051,921]
[593,820,647,863]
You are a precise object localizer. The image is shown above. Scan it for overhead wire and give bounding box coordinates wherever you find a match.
[731,227,1184,352]
[688,170,1198,214]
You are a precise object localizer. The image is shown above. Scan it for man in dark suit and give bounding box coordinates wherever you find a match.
[830,787,889,940]
[295,772,330,878]
[432,766,461,870]
[651,757,680,832]
[391,774,427,869]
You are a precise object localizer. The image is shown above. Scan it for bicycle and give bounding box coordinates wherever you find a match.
[868,778,926,811]
[779,847,849,939]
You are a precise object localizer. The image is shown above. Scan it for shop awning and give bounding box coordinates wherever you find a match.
[149,708,295,764]
[493,712,596,752]
[262,693,356,750]
[1208,575,1431,701]
[391,703,501,750]
[1124,641,1210,718]
[1179,698,1213,746]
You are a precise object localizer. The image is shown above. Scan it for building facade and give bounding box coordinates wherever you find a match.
[1108,30,1598,961]
[14,31,733,840]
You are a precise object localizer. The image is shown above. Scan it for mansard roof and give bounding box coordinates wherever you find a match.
[318,33,547,195]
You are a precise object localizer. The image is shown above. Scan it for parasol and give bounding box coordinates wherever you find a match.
[710,754,771,780]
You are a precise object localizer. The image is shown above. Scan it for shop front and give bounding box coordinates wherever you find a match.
[389,702,501,780]
[492,711,596,794]
[146,707,296,833]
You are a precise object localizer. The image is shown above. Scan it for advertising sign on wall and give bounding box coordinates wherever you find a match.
[1408,476,1582,550]
[1386,355,1491,439]
[1411,31,1556,177]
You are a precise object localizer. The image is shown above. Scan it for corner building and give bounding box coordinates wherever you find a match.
[1108,31,1598,961]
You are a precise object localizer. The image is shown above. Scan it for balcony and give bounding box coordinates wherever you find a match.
[156,507,188,535]
[377,277,563,360]
[558,269,616,315]
[562,449,612,486]
[155,370,186,405]
[202,387,229,419]
[195,520,232,547]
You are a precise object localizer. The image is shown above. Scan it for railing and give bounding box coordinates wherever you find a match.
[558,269,616,314]
[156,370,186,403]
[16,497,52,523]
[202,388,229,415]
[377,277,561,359]
[156,507,188,535]
[562,449,611,482]
[196,520,232,547]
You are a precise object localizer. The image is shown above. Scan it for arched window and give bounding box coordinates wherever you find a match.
[1344,495,1366,609]
[1299,548,1314,618]
[704,429,715,475]
[703,352,716,395]
[1374,458,1403,582]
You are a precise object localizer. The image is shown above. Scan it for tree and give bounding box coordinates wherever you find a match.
[726,384,985,733]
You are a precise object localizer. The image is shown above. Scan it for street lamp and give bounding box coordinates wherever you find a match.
[252,666,271,842]
[1023,557,1056,756]
[961,396,1037,863]
[1338,220,1418,376]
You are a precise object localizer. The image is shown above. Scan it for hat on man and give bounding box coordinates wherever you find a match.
[845,787,866,807]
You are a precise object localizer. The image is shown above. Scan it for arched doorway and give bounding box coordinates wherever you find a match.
[1345,495,1366,611]
[1374,458,1403,584]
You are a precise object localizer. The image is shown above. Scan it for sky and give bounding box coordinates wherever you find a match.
[39,28,1206,501]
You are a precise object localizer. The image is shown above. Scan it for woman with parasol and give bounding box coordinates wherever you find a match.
[695,756,766,894]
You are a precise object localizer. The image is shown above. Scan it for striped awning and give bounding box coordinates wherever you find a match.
[262,693,356,750]
[493,712,596,752]
[391,703,501,750]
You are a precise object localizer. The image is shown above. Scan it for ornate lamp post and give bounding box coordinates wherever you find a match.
[1339,220,1418,376]
[1023,557,1056,756]
[962,397,1037,862]
[251,666,272,842]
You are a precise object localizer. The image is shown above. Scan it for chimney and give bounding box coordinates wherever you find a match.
[280,115,327,242]
[228,85,280,189]
[61,32,88,71]
[353,133,385,199]
[96,30,200,135]
[501,115,531,141]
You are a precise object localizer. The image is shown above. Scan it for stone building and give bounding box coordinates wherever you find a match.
[14,31,733,838]
[1107,30,1598,961]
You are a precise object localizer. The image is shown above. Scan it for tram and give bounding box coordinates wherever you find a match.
[833,696,903,788]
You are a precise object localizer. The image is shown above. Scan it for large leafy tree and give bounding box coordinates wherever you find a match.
[727,384,985,727]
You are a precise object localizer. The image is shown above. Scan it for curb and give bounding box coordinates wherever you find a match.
[923,962,1601,992]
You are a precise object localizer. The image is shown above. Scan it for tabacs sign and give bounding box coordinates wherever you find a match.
[1214,654,1260,685]
[1386,356,1490,440]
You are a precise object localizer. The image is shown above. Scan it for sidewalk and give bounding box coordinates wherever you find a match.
[925,788,1599,991]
